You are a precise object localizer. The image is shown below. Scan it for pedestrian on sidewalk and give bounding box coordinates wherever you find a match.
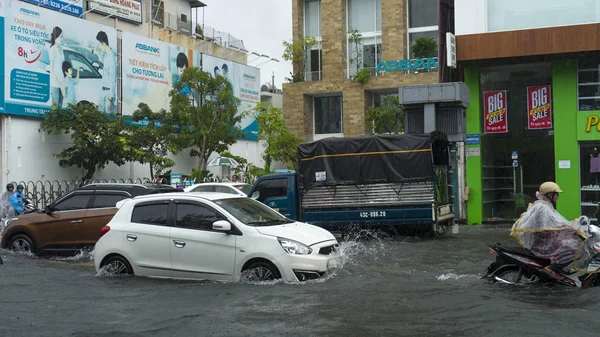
[0,184,15,219]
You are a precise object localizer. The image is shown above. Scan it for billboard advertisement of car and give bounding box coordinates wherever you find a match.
[121,31,201,116]
[3,2,118,117]
[20,0,84,17]
[202,55,261,141]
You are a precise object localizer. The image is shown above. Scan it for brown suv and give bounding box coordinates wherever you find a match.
[0,183,181,255]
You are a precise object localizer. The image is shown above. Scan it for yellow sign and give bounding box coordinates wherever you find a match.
[586,115,600,132]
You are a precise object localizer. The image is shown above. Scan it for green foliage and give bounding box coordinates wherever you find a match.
[366,95,404,134]
[353,68,371,84]
[282,36,317,83]
[411,37,438,59]
[348,29,363,73]
[170,67,242,170]
[251,102,303,171]
[191,168,213,182]
[127,103,181,179]
[195,23,203,37]
[40,103,134,182]
[219,150,266,184]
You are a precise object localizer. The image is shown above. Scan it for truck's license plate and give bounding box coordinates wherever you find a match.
[359,211,387,218]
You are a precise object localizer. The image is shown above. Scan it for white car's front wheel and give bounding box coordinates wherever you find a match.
[242,261,281,282]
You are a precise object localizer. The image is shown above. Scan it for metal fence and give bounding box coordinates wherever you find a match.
[9,178,153,210]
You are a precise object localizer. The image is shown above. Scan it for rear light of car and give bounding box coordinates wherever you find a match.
[100,226,111,239]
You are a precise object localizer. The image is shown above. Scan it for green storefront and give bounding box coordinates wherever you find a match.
[464,59,600,225]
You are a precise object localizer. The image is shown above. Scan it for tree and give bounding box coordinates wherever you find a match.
[251,102,303,171]
[366,95,404,134]
[195,23,204,37]
[282,36,317,83]
[348,29,363,73]
[412,37,438,59]
[127,103,181,179]
[170,67,242,170]
[40,103,134,183]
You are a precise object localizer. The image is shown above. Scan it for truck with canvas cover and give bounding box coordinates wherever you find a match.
[248,132,454,235]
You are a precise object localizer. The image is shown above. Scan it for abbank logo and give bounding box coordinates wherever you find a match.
[20,8,40,17]
[135,43,160,56]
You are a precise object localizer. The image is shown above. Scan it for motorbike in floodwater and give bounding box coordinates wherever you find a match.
[483,223,600,288]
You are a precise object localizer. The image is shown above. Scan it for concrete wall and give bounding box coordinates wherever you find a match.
[0,117,263,185]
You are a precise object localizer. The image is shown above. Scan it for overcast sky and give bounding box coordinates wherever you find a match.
[199,0,293,90]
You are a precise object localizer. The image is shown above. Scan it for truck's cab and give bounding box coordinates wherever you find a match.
[248,173,299,220]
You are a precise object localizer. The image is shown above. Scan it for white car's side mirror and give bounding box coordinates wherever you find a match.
[213,220,232,231]
[250,191,260,200]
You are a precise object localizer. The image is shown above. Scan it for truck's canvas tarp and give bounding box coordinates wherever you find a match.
[298,133,446,188]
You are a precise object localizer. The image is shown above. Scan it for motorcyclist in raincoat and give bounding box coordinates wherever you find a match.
[10,185,26,215]
[511,182,595,273]
[0,183,15,219]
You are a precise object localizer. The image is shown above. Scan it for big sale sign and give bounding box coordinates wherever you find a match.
[483,90,508,133]
[527,85,552,129]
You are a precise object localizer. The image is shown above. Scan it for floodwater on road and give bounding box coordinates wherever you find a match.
[1,225,599,337]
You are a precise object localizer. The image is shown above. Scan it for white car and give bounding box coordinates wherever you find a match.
[94,193,340,282]
[184,182,252,197]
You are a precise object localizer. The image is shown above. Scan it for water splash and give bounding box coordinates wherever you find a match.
[436,272,480,281]
[50,249,95,262]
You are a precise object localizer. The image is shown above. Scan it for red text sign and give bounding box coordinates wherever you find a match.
[527,85,552,129]
[483,90,508,133]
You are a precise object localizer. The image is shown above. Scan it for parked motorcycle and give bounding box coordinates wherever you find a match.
[484,222,600,288]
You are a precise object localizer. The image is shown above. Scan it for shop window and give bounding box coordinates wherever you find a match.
[578,59,600,111]
[407,0,438,58]
[479,63,554,222]
[580,143,600,223]
[314,95,343,136]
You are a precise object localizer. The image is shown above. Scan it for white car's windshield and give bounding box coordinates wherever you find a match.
[215,198,293,226]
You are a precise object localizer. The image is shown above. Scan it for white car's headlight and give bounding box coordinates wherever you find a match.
[278,237,312,255]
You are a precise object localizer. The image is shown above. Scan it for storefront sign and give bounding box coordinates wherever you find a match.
[375,58,439,73]
[527,85,552,129]
[483,90,508,134]
[466,134,480,145]
[21,0,84,17]
[585,115,600,132]
[88,0,142,24]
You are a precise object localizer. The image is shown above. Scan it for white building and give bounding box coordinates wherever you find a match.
[0,0,265,186]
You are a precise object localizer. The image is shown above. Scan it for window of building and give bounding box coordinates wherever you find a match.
[488,0,600,32]
[314,95,343,136]
[578,59,600,111]
[347,0,382,77]
[151,0,165,25]
[407,0,438,58]
[305,0,322,81]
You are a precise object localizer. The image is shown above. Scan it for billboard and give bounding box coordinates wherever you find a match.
[0,1,5,112]
[4,2,118,117]
[20,0,83,17]
[88,0,142,24]
[202,55,261,140]
[121,32,201,115]
[527,85,552,130]
[483,90,508,134]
